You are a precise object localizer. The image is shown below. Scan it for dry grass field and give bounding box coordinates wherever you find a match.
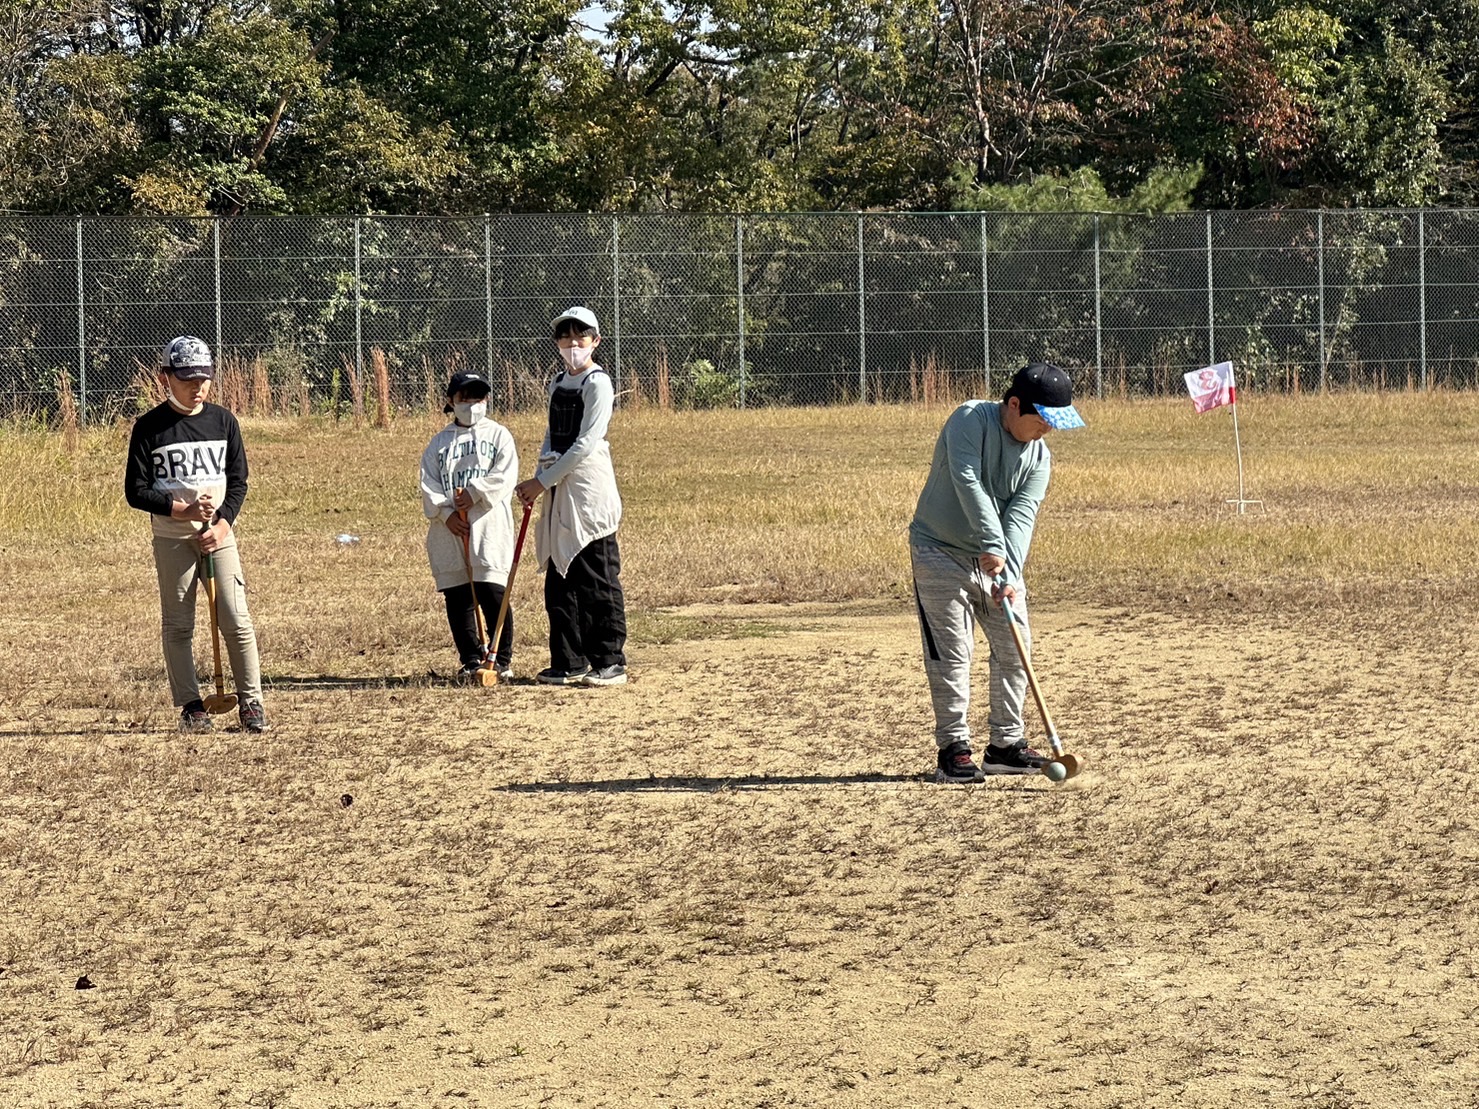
[1,395,1477,1108]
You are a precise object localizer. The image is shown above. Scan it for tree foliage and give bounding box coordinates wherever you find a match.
[2,0,1476,214]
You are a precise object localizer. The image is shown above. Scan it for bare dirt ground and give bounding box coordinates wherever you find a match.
[4,589,1477,1108]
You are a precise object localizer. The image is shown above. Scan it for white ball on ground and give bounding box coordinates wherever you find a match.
[1044,761,1068,783]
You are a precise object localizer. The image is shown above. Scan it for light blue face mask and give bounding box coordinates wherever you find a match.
[454,400,487,425]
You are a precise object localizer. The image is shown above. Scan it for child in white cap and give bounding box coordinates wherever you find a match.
[514,307,628,686]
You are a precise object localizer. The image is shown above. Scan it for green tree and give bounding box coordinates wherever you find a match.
[314,0,576,210]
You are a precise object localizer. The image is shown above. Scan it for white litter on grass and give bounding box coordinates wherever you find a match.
[335,533,361,546]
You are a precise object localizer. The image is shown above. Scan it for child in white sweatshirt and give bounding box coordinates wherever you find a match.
[420,370,520,679]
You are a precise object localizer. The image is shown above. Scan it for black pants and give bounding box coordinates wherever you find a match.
[442,582,513,667]
[545,534,627,671]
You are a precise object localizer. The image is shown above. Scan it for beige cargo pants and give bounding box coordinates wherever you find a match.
[152,536,263,708]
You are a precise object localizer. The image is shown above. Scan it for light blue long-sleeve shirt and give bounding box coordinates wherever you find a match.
[908,400,1051,583]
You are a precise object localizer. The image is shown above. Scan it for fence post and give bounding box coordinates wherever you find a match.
[214,219,223,364]
[857,213,866,403]
[736,216,746,409]
[76,218,86,423]
[484,215,495,387]
[1418,210,1427,390]
[354,217,363,391]
[1206,211,1215,366]
[1317,211,1326,392]
[611,216,621,396]
[1093,213,1102,399]
[980,212,990,396]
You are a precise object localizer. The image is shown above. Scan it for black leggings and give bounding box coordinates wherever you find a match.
[442,582,513,667]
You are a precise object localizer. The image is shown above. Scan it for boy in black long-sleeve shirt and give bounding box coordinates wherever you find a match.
[124,336,267,733]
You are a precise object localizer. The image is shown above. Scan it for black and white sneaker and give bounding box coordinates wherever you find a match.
[536,664,591,686]
[935,741,985,784]
[582,664,627,686]
[239,700,269,734]
[179,700,212,734]
[981,743,1046,775]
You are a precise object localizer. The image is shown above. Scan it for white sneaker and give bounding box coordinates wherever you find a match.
[582,664,627,686]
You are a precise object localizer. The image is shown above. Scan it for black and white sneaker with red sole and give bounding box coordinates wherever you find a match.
[935,741,985,784]
[536,664,591,686]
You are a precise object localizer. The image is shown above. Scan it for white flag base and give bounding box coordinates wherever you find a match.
[1225,498,1265,515]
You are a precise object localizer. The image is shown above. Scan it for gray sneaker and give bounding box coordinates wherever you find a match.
[239,700,269,734]
[582,664,627,687]
[179,700,212,734]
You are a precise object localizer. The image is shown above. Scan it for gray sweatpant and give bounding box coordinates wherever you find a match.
[153,536,263,708]
[911,543,1030,751]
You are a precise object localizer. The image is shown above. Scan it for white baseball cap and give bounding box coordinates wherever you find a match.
[551,306,601,335]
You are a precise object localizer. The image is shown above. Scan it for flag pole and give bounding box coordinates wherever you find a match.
[1186,361,1264,513]
[1225,389,1262,514]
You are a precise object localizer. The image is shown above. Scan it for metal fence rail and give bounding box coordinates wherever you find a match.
[2,209,1477,419]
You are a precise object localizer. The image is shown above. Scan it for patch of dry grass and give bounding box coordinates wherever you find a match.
[2,397,1479,1107]
[10,393,1476,615]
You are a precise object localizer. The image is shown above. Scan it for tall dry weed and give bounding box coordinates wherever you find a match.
[55,369,80,454]
[214,354,248,412]
[909,352,945,405]
[656,345,672,410]
[291,373,311,418]
[251,358,273,418]
[371,348,391,428]
[130,362,161,413]
[423,358,442,416]
[343,355,365,429]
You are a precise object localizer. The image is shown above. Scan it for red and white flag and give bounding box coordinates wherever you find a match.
[1184,361,1236,413]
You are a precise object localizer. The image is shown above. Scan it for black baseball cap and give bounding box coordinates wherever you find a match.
[446,370,491,397]
[1006,362,1072,407]
[444,370,492,412]
[1004,362,1085,429]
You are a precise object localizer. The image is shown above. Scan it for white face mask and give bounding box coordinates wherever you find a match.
[453,400,487,425]
[559,344,595,372]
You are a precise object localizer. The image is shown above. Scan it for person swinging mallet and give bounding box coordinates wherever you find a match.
[909,362,1087,784]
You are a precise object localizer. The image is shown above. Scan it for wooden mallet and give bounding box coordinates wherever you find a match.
[456,491,499,687]
[998,587,1082,781]
[201,552,239,714]
[483,501,533,683]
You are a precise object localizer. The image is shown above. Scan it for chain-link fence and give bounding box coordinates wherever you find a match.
[3,209,1478,420]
